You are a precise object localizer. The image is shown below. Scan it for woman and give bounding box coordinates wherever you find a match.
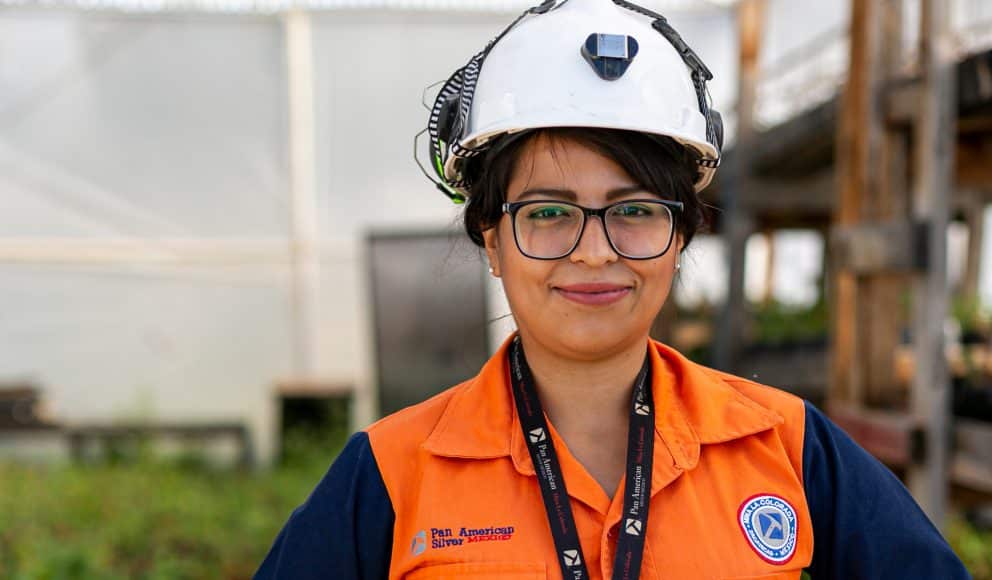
[257,1,970,578]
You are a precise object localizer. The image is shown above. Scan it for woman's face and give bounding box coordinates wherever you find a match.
[482,134,681,361]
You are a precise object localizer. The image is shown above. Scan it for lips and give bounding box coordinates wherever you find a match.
[554,282,633,306]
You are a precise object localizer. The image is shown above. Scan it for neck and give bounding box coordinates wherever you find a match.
[516,330,649,434]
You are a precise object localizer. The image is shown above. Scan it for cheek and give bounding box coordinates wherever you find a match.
[631,257,677,308]
[493,224,560,316]
[497,227,546,293]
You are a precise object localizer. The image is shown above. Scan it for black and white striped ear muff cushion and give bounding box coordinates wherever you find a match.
[426,4,560,198]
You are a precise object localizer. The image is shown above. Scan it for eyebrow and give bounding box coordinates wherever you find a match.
[516,185,656,202]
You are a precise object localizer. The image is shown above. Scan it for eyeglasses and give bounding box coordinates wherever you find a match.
[502,198,683,260]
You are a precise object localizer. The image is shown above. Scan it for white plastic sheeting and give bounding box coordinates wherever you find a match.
[0,0,736,15]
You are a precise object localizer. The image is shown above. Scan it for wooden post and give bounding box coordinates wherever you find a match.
[961,193,986,304]
[865,0,910,407]
[715,0,764,372]
[908,0,956,526]
[831,0,911,409]
[831,0,886,405]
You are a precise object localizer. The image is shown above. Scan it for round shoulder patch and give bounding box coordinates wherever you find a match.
[737,494,798,565]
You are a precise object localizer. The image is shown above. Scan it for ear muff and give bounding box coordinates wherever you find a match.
[436,93,461,146]
[709,109,724,151]
[424,90,468,203]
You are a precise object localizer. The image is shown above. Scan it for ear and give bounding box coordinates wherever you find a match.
[482,227,502,277]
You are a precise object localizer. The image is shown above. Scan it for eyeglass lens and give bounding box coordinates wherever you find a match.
[512,201,674,259]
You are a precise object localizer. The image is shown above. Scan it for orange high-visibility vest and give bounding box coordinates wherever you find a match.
[369,336,810,579]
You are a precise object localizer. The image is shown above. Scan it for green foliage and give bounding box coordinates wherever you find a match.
[953,294,992,338]
[948,517,992,580]
[0,431,343,580]
[751,299,830,346]
[1,430,990,579]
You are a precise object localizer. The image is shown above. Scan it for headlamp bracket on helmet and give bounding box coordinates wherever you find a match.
[582,33,640,81]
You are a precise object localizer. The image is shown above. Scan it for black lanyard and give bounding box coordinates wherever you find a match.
[508,336,654,580]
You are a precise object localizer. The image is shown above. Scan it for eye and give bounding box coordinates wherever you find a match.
[526,204,574,220]
[610,203,656,217]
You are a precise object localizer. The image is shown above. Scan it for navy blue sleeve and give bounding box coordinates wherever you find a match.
[802,401,970,579]
[255,431,395,580]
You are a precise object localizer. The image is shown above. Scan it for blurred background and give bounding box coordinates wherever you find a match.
[1,0,991,577]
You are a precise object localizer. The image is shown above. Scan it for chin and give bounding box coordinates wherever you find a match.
[545,319,644,360]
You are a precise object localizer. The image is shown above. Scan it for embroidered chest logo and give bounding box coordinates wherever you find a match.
[737,494,798,565]
[410,530,427,556]
[411,525,517,554]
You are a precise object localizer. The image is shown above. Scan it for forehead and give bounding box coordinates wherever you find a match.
[506,134,642,203]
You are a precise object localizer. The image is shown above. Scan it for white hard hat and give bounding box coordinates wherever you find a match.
[418,0,723,203]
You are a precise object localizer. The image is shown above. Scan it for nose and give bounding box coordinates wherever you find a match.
[569,215,618,267]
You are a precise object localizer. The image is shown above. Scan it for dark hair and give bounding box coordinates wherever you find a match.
[461,127,709,251]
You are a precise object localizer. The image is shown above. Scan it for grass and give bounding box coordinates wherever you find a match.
[949,516,992,580]
[0,430,989,579]
[0,430,341,580]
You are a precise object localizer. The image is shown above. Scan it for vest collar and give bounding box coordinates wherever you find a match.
[422,334,783,473]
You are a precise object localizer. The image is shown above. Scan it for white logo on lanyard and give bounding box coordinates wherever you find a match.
[528,427,547,443]
[562,549,582,567]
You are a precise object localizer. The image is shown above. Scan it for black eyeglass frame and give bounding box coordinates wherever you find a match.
[501,198,684,261]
